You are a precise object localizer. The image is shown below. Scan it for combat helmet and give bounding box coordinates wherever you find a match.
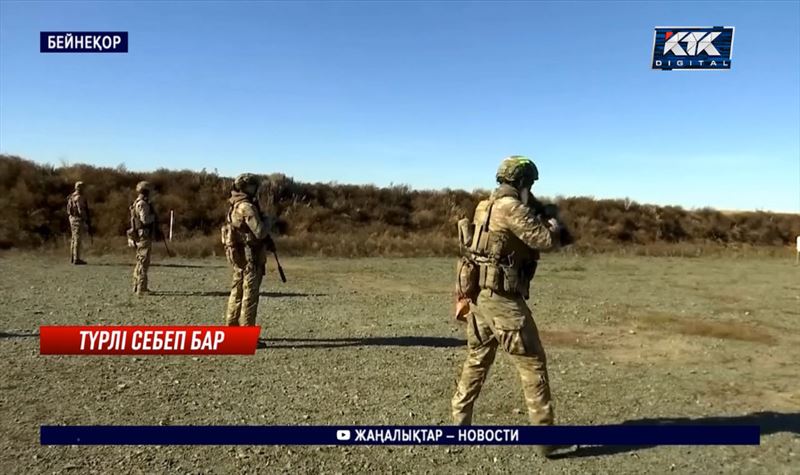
[234,173,261,195]
[496,155,539,188]
[136,181,152,194]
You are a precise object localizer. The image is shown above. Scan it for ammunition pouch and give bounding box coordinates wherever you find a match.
[456,256,480,301]
[458,194,541,301]
[220,222,241,248]
[476,259,536,299]
[456,218,480,301]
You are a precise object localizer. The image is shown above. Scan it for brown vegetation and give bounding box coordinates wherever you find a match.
[1,154,798,257]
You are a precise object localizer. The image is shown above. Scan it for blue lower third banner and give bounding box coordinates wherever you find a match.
[40,425,760,446]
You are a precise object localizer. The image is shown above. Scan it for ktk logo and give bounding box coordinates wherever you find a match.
[652,26,734,71]
[663,31,721,56]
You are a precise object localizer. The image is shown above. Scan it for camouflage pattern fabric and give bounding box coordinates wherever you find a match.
[496,155,539,186]
[133,238,152,294]
[452,184,559,427]
[131,195,155,294]
[68,217,85,263]
[224,191,270,326]
[451,289,553,425]
[66,191,89,263]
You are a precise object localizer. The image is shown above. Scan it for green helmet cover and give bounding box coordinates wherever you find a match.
[496,155,539,188]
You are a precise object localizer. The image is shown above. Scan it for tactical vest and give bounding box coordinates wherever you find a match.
[67,193,82,218]
[221,194,259,248]
[129,197,154,239]
[459,186,540,299]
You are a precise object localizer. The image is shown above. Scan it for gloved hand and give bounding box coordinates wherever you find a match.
[547,218,561,233]
[454,297,471,323]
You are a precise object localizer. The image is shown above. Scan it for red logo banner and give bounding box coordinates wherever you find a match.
[39,326,261,355]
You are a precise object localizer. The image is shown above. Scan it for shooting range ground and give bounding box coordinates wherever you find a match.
[1,254,798,473]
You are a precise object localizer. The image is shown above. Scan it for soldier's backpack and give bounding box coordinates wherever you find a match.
[456,217,480,301]
[220,202,243,248]
[126,202,138,247]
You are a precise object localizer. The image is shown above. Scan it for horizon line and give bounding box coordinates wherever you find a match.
[3,154,799,215]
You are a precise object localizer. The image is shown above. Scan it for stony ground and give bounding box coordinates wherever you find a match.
[1,251,799,474]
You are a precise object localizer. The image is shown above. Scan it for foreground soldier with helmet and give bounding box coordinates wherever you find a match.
[221,173,276,327]
[66,181,91,265]
[127,181,158,295]
[452,156,575,458]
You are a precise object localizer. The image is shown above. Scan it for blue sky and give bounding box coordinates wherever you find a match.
[1,1,798,212]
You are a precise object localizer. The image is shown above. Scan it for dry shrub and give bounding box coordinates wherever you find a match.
[2,155,798,257]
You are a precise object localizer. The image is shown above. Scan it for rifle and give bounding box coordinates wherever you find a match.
[86,221,94,245]
[151,208,174,258]
[260,207,286,283]
[159,225,174,257]
[271,249,287,283]
[530,197,575,246]
[85,208,94,245]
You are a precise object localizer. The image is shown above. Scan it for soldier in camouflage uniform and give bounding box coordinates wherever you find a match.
[222,173,275,326]
[66,181,91,265]
[452,156,573,458]
[128,181,157,295]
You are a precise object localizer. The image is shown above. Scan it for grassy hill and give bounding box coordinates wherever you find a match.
[1,154,798,257]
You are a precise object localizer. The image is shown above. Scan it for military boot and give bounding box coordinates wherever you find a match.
[534,444,578,459]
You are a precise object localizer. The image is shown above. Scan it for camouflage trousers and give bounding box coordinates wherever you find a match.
[69,217,85,263]
[132,239,152,293]
[451,288,554,426]
[225,245,266,326]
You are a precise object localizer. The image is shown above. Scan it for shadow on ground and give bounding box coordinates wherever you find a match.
[90,262,226,269]
[562,412,800,459]
[261,336,465,349]
[0,331,39,339]
[150,290,326,298]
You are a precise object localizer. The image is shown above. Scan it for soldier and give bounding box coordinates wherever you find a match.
[66,181,91,265]
[452,156,574,458]
[128,181,157,295]
[222,173,275,327]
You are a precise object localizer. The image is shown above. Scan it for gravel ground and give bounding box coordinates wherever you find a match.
[1,251,798,474]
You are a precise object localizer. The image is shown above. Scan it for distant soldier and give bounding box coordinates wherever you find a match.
[221,173,275,326]
[66,181,91,265]
[452,156,573,458]
[128,181,157,295]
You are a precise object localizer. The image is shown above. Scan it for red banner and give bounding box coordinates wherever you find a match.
[39,326,261,355]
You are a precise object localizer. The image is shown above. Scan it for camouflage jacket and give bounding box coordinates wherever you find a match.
[472,184,556,253]
[227,191,270,245]
[66,192,89,222]
[130,194,156,238]
[465,184,558,298]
